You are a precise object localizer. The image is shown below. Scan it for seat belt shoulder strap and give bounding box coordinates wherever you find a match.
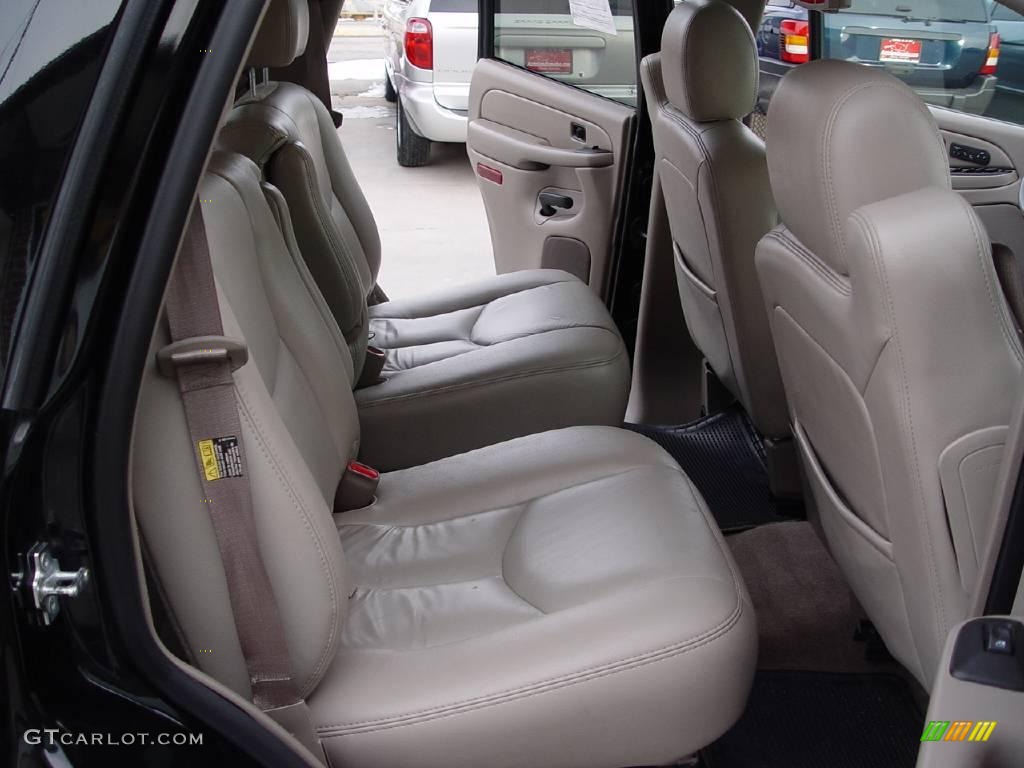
[159,204,322,760]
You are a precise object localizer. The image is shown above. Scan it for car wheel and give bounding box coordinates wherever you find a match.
[384,67,397,103]
[396,97,431,167]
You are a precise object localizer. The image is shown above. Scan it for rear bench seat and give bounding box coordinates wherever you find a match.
[217,0,630,470]
[132,151,756,767]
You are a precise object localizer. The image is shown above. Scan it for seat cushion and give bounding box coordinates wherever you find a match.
[312,426,757,768]
[355,270,631,470]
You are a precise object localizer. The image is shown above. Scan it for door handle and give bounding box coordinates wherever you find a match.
[539,192,574,217]
[469,119,614,171]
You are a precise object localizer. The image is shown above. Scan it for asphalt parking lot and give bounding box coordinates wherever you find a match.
[327,19,495,300]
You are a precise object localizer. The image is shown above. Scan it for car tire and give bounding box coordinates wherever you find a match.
[384,67,397,103]
[396,97,431,167]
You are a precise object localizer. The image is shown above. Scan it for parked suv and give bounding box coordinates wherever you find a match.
[382,0,636,166]
[757,0,1000,115]
[382,0,476,166]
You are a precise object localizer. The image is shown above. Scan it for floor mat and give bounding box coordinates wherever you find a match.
[627,408,801,531]
[703,671,924,768]
[728,521,898,673]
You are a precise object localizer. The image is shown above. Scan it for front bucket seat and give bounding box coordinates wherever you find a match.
[640,0,787,442]
[755,59,1023,687]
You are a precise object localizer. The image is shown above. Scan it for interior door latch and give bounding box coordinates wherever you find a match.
[11,542,90,626]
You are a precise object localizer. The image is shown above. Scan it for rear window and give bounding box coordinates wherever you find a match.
[838,0,989,23]
[494,1,633,14]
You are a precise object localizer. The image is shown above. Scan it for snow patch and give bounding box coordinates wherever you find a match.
[359,83,386,98]
[341,105,394,119]
[328,58,386,81]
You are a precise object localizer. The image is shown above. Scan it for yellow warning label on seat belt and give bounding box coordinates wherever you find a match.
[198,439,221,481]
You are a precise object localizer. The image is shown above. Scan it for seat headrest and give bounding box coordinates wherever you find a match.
[660,0,758,122]
[247,0,309,69]
[766,59,951,275]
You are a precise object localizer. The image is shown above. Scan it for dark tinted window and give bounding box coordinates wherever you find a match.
[0,0,121,380]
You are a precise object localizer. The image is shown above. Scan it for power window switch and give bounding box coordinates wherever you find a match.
[986,623,1015,655]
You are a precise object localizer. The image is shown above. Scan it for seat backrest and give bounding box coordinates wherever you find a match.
[640,0,787,438]
[132,151,355,701]
[218,0,381,380]
[756,59,1024,687]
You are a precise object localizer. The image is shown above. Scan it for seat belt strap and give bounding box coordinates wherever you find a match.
[163,205,323,758]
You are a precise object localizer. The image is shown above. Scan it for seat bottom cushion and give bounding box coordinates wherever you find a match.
[312,426,757,768]
[355,270,630,470]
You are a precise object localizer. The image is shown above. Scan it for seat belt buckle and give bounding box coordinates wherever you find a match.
[356,345,387,389]
[157,335,249,377]
[334,460,380,513]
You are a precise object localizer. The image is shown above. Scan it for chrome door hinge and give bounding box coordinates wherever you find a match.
[11,542,90,625]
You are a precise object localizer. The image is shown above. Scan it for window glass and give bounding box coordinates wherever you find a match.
[492,1,638,105]
[0,0,121,382]
[429,0,477,12]
[991,2,1024,21]
[755,0,1024,129]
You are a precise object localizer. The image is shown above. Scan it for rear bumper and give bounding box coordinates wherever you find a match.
[914,75,997,115]
[399,79,468,143]
[759,58,997,117]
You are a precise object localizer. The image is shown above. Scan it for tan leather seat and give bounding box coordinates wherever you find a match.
[217,0,629,471]
[755,59,1023,688]
[640,0,787,439]
[132,151,756,767]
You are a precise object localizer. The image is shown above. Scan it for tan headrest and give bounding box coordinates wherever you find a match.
[766,59,951,275]
[660,0,758,122]
[247,0,309,69]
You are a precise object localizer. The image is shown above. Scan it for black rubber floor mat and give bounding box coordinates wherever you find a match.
[627,408,800,531]
[703,671,924,768]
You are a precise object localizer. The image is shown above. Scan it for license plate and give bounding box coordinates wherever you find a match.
[878,38,922,63]
[525,48,572,74]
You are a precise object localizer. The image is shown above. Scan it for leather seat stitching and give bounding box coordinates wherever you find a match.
[235,382,340,696]
[316,593,745,735]
[367,277,580,321]
[340,466,668,530]
[766,229,851,296]
[961,198,1024,363]
[289,142,369,324]
[356,346,626,407]
[819,80,949,272]
[850,210,945,670]
[376,318,613,355]
[499,503,546,615]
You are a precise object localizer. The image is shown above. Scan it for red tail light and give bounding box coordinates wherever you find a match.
[982,32,1000,75]
[405,18,433,70]
[780,19,810,64]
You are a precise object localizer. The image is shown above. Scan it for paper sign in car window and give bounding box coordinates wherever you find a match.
[568,0,618,36]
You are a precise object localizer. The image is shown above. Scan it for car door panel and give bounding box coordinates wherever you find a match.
[467,58,634,298]
[917,618,1024,768]
[931,106,1024,202]
[928,106,1024,271]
